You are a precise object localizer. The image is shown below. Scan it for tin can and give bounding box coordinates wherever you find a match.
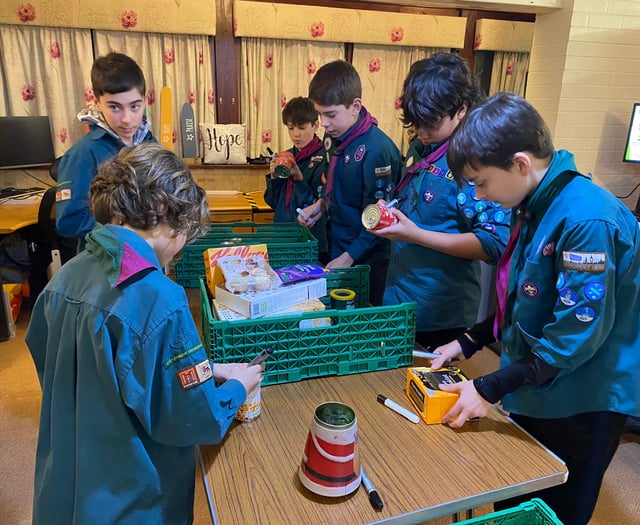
[330,288,356,310]
[298,401,361,497]
[361,202,398,231]
[274,151,295,178]
[235,383,261,422]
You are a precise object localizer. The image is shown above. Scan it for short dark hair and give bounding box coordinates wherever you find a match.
[401,52,482,130]
[282,97,319,126]
[90,143,209,243]
[447,92,555,185]
[308,60,361,107]
[91,52,146,98]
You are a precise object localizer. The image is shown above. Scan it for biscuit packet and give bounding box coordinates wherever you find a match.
[218,254,281,293]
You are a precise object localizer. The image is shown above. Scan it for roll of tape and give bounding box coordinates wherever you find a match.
[330,288,356,310]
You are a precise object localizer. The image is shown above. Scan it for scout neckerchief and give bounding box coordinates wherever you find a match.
[285,135,323,213]
[493,168,579,339]
[393,139,450,195]
[324,107,378,208]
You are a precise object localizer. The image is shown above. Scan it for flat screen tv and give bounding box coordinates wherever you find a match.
[623,103,640,163]
[0,116,55,169]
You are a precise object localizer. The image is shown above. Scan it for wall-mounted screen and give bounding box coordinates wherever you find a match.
[0,116,55,169]
[623,103,640,163]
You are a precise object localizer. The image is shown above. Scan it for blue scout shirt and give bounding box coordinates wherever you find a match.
[56,109,155,242]
[26,223,246,525]
[384,137,510,331]
[264,142,328,253]
[325,113,401,264]
[500,150,640,419]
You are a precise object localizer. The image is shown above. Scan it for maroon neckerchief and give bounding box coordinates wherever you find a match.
[493,213,522,339]
[285,135,323,212]
[324,107,378,208]
[393,139,449,195]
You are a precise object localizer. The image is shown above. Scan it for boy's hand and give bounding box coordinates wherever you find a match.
[213,362,248,382]
[428,339,465,370]
[229,364,263,396]
[326,252,354,269]
[371,206,419,242]
[268,157,278,179]
[297,200,323,227]
[289,161,304,182]
[439,381,492,428]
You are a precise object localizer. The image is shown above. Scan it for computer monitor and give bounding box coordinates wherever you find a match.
[0,116,56,169]
[623,103,640,163]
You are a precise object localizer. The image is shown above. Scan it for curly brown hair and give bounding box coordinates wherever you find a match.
[89,143,209,243]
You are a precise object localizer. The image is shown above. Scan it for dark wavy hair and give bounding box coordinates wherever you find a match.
[90,143,209,243]
[401,52,482,130]
[447,92,555,185]
[282,97,319,126]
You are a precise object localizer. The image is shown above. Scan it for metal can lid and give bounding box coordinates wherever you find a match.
[361,203,381,230]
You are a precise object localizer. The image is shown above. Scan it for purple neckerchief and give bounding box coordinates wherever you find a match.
[493,216,522,338]
[285,135,324,212]
[113,242,156,288]
[325,107,378,208]
[394,139,449,195]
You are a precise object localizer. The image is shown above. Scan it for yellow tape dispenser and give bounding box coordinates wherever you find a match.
[405,366,470,424]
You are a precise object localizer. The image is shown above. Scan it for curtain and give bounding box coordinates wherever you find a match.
[489,51,530,97]
[94,31,215,157]
[352,45,445,154]
[0,24,94,157]
[240,37,344,159]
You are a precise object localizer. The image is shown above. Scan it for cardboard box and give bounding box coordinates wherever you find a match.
[2,283,23,323]
[215,278,327,319]
[212,298,331,329]
[203,243,271,297]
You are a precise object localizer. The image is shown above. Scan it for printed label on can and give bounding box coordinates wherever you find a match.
[236,384,261,422]
[361,203,397,230]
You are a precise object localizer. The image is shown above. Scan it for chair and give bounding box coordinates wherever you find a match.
[36,157,78,279]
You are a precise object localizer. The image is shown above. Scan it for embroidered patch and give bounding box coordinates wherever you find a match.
[177,359,213,390]
[558,288,578,306]
[583,281,605,301]
[562,251,606,272]
[457,192,467,205]
[423,190,435,203]
[481,222,496,233]
[542,242,555,256]
[311,155,323,162]
[56,188,71,202]
[344,154,351,164]
[354,144,366,162]
[374,165,391,177]
[521,281,539,297]
[575,306,596,323]
[493,210,506,223]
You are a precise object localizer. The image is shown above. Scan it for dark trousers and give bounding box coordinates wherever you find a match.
[494,411,627,525]
[367,259,389,306]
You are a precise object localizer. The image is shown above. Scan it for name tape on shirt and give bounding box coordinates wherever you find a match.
[56,189,71,202]
[375,165,392,177]
[177,359,213,390]
[562,251,606,272]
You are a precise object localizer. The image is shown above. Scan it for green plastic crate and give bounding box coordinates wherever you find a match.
[175,222,318,287]
[458,499,563,525]
[199,269,415,386]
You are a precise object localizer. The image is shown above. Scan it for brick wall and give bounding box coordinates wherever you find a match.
[527,0,640,209]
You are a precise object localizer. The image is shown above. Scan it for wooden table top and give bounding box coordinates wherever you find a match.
[199,366,567,525]
[0,198,41,234]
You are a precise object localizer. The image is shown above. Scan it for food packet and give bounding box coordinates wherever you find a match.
[275,263,327,285]
[218,254,281,293]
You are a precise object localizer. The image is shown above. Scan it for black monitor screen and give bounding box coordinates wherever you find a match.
[0,116,55,169]
[623,103,640,163]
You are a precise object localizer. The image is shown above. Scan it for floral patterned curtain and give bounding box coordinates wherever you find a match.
[94,31,216,156]
[352,45,445,154]
[0,24,94,157]
[240,37,344,159]
[489,51,530,97]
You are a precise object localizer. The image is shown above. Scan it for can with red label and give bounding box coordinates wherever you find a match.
[361,203,398,230]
